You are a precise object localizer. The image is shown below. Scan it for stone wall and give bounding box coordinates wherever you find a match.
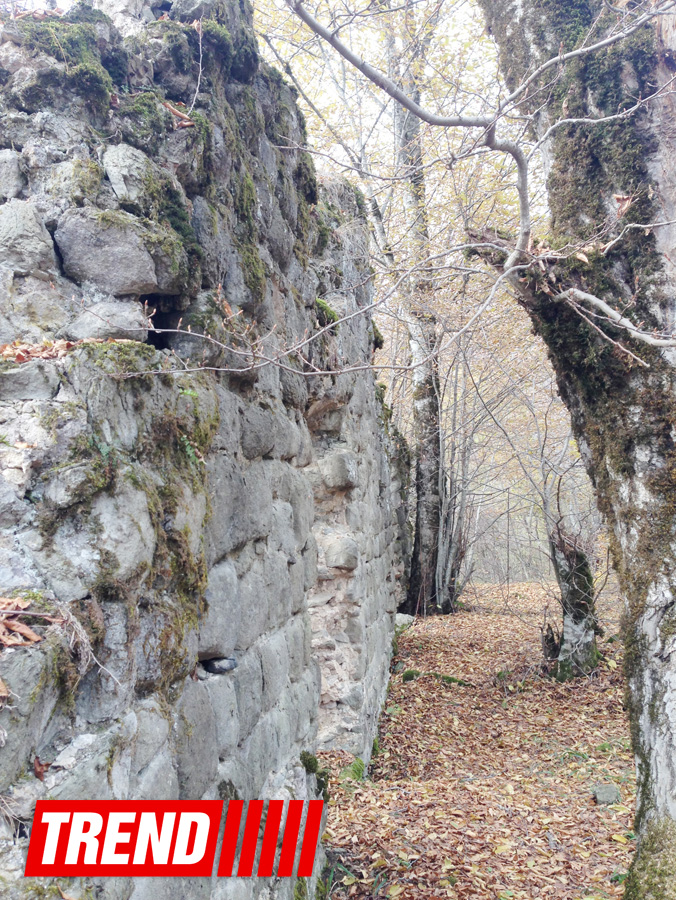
[0,2,406,897]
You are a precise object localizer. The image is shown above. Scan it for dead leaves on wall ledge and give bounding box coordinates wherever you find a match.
[0,337,132,364]
[0,597,43,648]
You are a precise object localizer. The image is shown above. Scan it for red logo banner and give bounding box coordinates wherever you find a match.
[25,799,324,878]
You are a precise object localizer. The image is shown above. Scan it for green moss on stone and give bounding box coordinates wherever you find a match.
[316,298,339,330]
[119,92,170,154]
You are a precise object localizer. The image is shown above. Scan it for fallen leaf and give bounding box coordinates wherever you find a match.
[4,619,42,642]
[34,756,51,782]
[58,888,77,900]
[0,597,31,610]
[614,194,633,217]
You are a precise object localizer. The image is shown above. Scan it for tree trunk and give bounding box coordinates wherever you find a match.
[405,314,441,616]
[385,26,442,617]
[477,2,676,892]
[549,528,600,681]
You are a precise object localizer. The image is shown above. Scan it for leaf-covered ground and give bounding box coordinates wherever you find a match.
[319,584,634,900]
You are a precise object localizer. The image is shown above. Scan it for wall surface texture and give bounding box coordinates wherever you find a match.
[0,1,407,896]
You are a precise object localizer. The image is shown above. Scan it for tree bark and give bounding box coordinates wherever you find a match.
[549,528,600,681]
[384,19,443,617]
[477,1,676,892]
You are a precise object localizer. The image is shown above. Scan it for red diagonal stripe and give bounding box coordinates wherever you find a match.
[276,800,303,877]
[237,800,263,876]
[257,800,284,877]
[217,800,243,876]
[297,800,324,876]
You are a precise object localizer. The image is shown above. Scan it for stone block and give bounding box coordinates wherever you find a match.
[0,200,56,277]
[133,745,179,800]
[59,299,148,342]
[320,450,358,490]
[258,630,290,712]
[0,360,59,401]
[204,673,239,759]
[233,648,263,740]
[235,568,271,651]
[55,207,156,296]
[174,680,218,799]
[0,149,23,200]
[240,404,275,459]
[206,454,272,562]
[593,783,621,805]
[324,533,359,570]
[0,646,59,792]
[133,699,170,773]
[103,143,151,207]
[199,559,240,658]
[244,708,290,795]
[285,614,309,682]
[91,483,156,581]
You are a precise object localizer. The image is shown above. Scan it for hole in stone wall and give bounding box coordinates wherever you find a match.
[145,307,179,350]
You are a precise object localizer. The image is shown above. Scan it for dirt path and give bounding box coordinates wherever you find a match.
[319,585,635,900]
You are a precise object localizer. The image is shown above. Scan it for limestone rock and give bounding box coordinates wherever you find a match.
[0,200,56,277]
[0,360,59,401]
[102,143,151,207]
[324,533,360,570]
[58,299,148,342]
[90,483,156,581]
[174,680,218,799]
[199,559,240,658]
[321,450,359,490]
[0,149,23,200]
[593,783,621,805]
[55,208,157,296]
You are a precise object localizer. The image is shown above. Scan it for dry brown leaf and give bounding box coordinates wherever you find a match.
[0,677,9,701]
[0,624,25,647]
[0,597,31,610]
[614,194,633,217]
[4,619,43,642]
[33,756,51,782]
[57,887,77,900]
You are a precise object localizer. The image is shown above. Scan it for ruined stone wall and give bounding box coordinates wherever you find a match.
[0,2,406,897]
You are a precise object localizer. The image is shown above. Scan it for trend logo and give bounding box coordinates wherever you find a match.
[25,799,324,878]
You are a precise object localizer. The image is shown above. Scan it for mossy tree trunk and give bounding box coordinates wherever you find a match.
[384,25,443,617]
[548,528,600,681]
[477,2,676,894]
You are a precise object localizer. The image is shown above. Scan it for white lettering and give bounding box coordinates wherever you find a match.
[172,813,210,865]
[101,811,136,864]
[41,811,71,865]
[133,811,176,865]
[65,812,104,865]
